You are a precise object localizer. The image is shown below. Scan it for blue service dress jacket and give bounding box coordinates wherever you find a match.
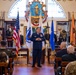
[31,33,45,50]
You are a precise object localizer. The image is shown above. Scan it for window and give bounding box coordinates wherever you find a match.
[48,0,66,18]
[8,0,66,18]
[8,0,26,18]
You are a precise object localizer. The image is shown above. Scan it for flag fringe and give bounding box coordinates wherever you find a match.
[51,50,56,56]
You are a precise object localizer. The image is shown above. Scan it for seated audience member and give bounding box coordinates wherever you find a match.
[64,61,76,75]
[0,41,14,75]
[0,52,9,62]
[56,42,67,57]
[54,42,67,72]
[62,45,76,61]
[0,40,15,58]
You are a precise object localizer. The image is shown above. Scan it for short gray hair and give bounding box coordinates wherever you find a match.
[67,45,75,54]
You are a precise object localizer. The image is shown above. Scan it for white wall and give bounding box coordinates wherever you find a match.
[58,0,76,19]
[0,0,15,20]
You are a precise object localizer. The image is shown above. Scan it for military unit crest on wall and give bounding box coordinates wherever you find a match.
[25,0,47,27]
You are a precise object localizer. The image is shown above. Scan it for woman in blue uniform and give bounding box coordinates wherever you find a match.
[31,27,45,67]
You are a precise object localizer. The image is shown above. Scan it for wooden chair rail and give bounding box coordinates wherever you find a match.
[7,47,29,64]
[47,47,61,64]
[0,61,9,75]
[61,61,70,75]
[55,57,62,69]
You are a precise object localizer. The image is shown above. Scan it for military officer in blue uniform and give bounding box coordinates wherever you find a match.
[31,27,45,67]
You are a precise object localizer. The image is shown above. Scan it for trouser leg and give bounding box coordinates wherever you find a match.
[32,50,37,66]
[37,50,42,66]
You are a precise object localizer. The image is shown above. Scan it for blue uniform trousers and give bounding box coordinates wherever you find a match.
[32,49,42,66]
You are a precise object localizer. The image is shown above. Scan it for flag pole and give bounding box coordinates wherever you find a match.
[70,12,75,46]
[73,12,76,46]
[49,17,56,64]
[17,9,20,65]
[26,9,32,64]
[14,9,21,65]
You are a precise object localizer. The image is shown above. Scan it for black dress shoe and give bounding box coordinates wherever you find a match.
[37,65,42,67]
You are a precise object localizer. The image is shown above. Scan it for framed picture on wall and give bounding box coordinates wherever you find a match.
[56,21,70,43]
[56,21,69,32]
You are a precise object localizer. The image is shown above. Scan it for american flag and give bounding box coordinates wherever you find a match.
[13,12,20,56]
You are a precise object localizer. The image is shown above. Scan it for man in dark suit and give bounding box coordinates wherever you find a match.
[54,42,67,74]
[58,30,67,45]
[0,40,15,58]
[0,40,15,75]
[44,33,50,42]
[6,25,13,47]
[62,45,76,61]
[31,27,45,67]
[44,33,57,44]
[56,42,67,57]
